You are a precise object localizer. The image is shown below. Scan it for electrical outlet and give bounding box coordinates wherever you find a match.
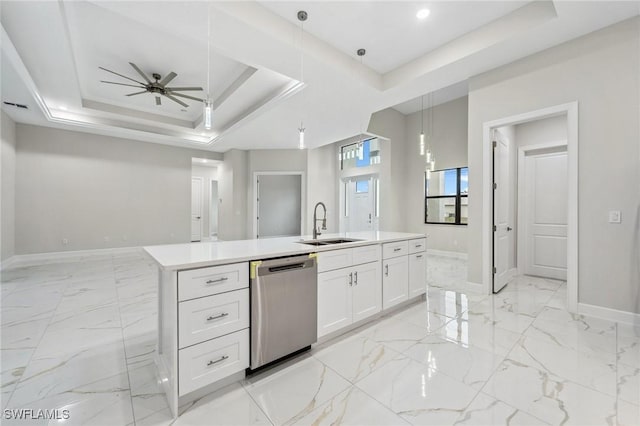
[608,210,621,224]
[62,238,69,245]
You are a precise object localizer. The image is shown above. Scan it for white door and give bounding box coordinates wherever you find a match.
[523,150,568,279]
[493,130,513,292]
[352,262,382,323]
[408,253,426,298]
[317,269,352,337]
[256,174,302,238]
[348,178,375,232]
[191,177,203,242]
[382,256,409,309]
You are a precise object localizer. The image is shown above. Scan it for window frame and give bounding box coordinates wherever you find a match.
[424,167,468,225]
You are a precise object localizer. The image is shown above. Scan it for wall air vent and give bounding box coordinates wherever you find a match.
[3,101,28,109]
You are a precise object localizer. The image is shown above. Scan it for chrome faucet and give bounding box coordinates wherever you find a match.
[313,202,327,239]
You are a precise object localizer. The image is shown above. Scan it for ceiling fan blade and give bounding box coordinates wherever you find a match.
[126,91,148,97]
[155,96,161,106]
[166,86,203,92]
[159,72,177,86]
[164,93,189,108]
[170,92,203,102]
[100,80,146,89]
[129,62,152,84]
[99,67,146,85]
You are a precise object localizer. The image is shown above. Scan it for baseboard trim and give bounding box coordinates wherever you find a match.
[426,249,468,260]
[578,303,640,325]
[4,246,145,268]
[0,256,18,271]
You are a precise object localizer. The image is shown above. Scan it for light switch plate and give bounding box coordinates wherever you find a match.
[608,210,621,224]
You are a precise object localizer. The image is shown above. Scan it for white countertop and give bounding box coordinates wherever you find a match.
[144,231,426,270]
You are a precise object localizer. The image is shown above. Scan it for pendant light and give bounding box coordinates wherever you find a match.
[297,11,307,149]
[357,48,366,161]
[203,4,213,130]
[419,95,425,156]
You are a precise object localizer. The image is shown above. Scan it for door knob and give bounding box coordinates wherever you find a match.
[507,226,512,231]
[196,216,201,219]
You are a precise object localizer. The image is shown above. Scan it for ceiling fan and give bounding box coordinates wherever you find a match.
[99,62,204,108]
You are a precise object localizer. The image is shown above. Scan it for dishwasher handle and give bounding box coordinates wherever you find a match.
[255,255,317,278]
[268,263,306,273]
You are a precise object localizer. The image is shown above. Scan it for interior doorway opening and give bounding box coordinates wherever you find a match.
[482,102,578,312]
[191,157,221,242]
[253,172,304,239]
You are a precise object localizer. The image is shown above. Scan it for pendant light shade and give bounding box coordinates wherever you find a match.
[419,95,425,156]
[204,98,213,130]
[420,132,425,156]
[297,11,307,149]
[298,126,305,150]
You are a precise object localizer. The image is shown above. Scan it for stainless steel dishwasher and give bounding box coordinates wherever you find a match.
[250,254,317,370]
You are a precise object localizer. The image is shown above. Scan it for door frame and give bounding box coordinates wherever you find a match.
[191,176,203,242]
[482,102,578,313]
[517,142,568,277]
[252,171,306,239]
[210,178,219,238]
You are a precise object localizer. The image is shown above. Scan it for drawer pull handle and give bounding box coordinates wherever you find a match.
[354,271,358,285]
[415,244,422,248]
[393,248,402,252]
[349,272,353,286]
[207,355,229,366]
[206,277,229,284]
[416,255,423,259]
[385,265,389,277]
[206,312,229,321]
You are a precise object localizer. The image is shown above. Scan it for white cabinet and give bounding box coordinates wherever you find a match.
[317,244,382,338]
[408,253,426,298]
[382,255,409,309]
[352,261,382,323]
[317,268,353,336]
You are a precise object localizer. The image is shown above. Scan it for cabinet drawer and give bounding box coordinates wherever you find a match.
[408,238,426,254]
[382,241,409,259]
[317,248,353,273]
[178,328,249,396]
[352,245,381,266]
[179,289,249,349]
[178,262,248,301]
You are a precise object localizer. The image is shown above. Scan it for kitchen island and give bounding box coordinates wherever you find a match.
[145,231,427,416]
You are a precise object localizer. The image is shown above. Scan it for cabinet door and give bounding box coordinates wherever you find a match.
[317,268,353,337]
[408,253,426,298]
[382,256,409,310]
[352,261,382,323]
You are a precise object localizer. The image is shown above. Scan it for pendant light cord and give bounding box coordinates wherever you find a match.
[300,19,304,129]
[207,3,211,98]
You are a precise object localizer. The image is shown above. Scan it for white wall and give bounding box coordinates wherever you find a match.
[307,143,338,235]
[191,165,219,239]
[403,96,469,253]
[367,108,407,232]
[14,124,222,254]
[218,149,248,241]
[515,115,568,147]
[467,18,640,313]
[1,111,16,261]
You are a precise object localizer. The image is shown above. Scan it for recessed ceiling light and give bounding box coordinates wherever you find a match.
[416,8,430,20]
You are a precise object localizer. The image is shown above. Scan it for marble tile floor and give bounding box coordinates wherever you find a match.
[0,251,638,425]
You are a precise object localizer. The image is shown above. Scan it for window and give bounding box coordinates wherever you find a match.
[340,138,381,170]
[425,167,468,225]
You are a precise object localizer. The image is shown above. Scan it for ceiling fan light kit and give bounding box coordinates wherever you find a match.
[99,62,204,109]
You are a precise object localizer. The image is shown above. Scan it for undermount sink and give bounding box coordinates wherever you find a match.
[298,238,362,246]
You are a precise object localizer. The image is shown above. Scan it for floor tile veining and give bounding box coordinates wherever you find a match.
[1,252,638,425]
